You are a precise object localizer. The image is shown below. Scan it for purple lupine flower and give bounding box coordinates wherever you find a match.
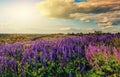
[43,56,47,67]
[63,50,67,60]
[40,51,43,63]
[1,57,9,72]
[113,47,120,59]
[34,49,37,68]
[78,47,82,55]
[80,64,85,73]
[0,51,4,56]
[9,58,17,72]
[27,57,32,64]
[49,51,53,62]
[69,72,72,77]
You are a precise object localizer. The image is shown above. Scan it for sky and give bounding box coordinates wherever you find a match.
[0,0,120,34]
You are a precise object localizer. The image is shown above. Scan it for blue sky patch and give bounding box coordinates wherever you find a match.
[74,0,86,2]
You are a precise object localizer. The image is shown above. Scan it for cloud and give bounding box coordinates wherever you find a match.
[37,0,75,19]
[37,0,120,27]
[101,26,120,33]
[60,27,81,31]
[59,27,97,33]
[101,26,113,30]
[60,27,72,31]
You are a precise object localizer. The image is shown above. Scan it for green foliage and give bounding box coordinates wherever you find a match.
[87,53,120,77]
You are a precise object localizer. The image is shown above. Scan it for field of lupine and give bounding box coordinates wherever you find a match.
[0,33,120,77]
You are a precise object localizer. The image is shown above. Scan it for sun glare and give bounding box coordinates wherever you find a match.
[6,4,37,21]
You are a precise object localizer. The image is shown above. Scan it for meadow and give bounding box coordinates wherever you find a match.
[0,33,120,77]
